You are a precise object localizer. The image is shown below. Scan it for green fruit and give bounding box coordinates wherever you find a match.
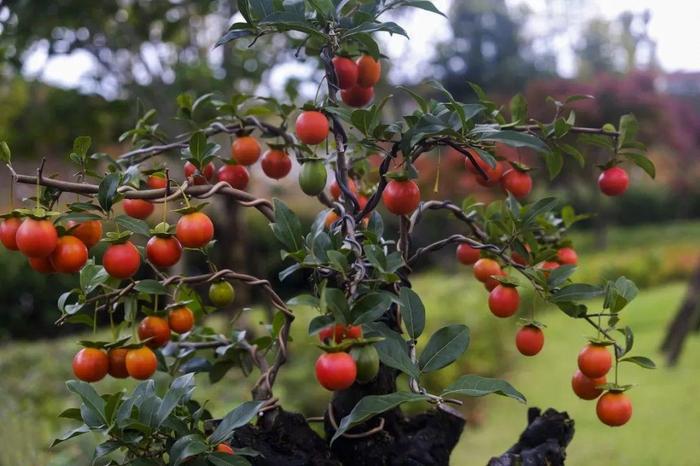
[208,281,235,307]
[350,345,380,384]
[299,160,327,196]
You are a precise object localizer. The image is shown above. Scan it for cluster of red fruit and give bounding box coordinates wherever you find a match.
[465,150,533,199]
[314,324,379,391]
[455,243,579,357]
[332,55,381,108]
[573,343,632,427]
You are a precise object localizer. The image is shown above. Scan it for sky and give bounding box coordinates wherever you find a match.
[22,0,700,93]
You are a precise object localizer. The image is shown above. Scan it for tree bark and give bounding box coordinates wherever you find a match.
[660,260,700,365]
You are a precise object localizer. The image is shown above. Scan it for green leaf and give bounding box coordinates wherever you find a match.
[135,280,168,295]
[551,283,604,303]
[398,287,425,339]
[270,199,303,252]
[374,334,419,379]
[543,150,563,179]
[441,375,526,403]
[477,130,549,153]
[72,136,92,157]
[622,152,655,179]
[51,424,91,447]
[97,173,121,212]
[0,141,10,163]
[287,294,320,308]
[509,93,527,123]
[617,326,634,357]
[547,264,576,288]
[189,131,207,159]
[321,287,349,324]
[66,380,107,426]
[208,401,264,444]
[619,355,656,369]
[418,324,470,373]
[155,374,195,427]
[351,291,392,325]
[330,392,429,443]
[604,277,638,312]
[80,259,109,294]
[521,197,559,225]
[114,214,151,237]
[170,434,208,466]
[400,0,446,17]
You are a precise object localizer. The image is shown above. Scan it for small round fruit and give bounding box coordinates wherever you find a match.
[315,352,357,391]
[332,56,359,90]
[216,444,235,455]
[125,347,158,380]
[103,241,141,279]
[340,85,374,107]
[465,151,505,187]
[123,199,154,219]
[231,136,262,166]
[488,285,520,318]
[107,347,130,379]
[147,174,167,189]
[501,169,532,198]
[72,348,109,383]
[540,261,560,275]
[351,345,380,384]
[209,281,235,307]
[345,325,362,340]
[261,149,292,179]
[356,55,381,88]
[324,210,340,229]
[217,164,250,190]
[473,258,502,282]
[456,243,480,265]
[299,160,328,196]
[295,111,329,145]
[29,256,55,274]
[50,235,88,273]
[0,217,22,250]
[515,325,544,356]
[176,212,214,248]
[596,391,632,427]
[571,370,606,400]
[577,343,612,378]
[67,220,103,248]
[484,270,506,292]
[138,316,171,348]
[185,161,215,185]
[169,307,194,334]
[146,236,182,268]
[15,218,58,258]
[598,166,629,196]
[330,178,358,200]
[557,247,578,265]
[319,324,346,344]
[382,179,420,216]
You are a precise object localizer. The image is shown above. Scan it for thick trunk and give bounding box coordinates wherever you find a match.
[660,260,700,365]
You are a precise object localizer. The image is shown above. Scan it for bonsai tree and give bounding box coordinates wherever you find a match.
[0,1,656,464]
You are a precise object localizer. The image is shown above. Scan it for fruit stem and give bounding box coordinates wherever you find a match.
[433,150,441,193]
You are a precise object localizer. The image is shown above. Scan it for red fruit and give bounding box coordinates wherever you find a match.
[473,258,502,283]
[108,348,130,379]
[501,169,532,198]
[484,270,506,291]
[382,180,420,216]
[330,178,358,200]
[176,212,214,248]
[231,136,262,166]
[16,218,58,258]
[123,199,154,219]
[146,236,182,268]
[138,316,171,348]
[341,85,374,108]
[295,111,329,145]
[356,55,381,88]
[29,256,55,274]
[345,325,362,340]
[67,220,103,248]
[571,370,606,400]
[216,444,235,455]
[332,56,359,90]
[0,217,22,250]
[596,392,633,426]
[488,285,520,318]
[217,164,250,190]
[72,348,109,383]
[261,149,292,179]
[315,352,357,390]
[168,307,194,334]
[465,150,505,186]
[515,325,544,356]
[125,347,158,380]
[598,166,629,196]
[103,241,141,279]
[557,247,578,265]
[50,235,88,273]
[456,243,481,265]
[147,174,167,189]
[324,211,340,229]
[540,261,560,275]
[185,161,215,185]
[318,324,362,343]
[577,344,612,378]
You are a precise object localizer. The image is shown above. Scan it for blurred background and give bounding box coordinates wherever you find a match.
[1,1,699,465]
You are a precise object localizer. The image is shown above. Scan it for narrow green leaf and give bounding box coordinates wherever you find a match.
[418,324,470,373]
[441,375,526,403]
[208,401,264,444]
[398,287,425,339]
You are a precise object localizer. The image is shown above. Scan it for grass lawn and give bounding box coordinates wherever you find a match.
[449,282,700,466]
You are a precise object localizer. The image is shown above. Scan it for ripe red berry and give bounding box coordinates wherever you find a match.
[488,285,520,318]
[332,56,359,90]
[577,343,612,378]
[260,149,292,179]
[103,241,141,279]
[596,391,632,427]
[146,236,182,268]
[185,161,215,185]
[556,247,578,265]
[571,370,606,400]
[217,164,250,190]
[15,218,58,258]
[0,217,22,250]
[456,243,481,265]
[501,169,532,198]
[515,325,544,356]
[123,199,155,219]
[382,180,420,216]
[598,166,629,196]
[341,85,374,108]
[315,352,357,390]
[296,111,329,145]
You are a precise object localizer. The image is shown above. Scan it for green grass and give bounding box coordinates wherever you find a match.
[450,282,700,466]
